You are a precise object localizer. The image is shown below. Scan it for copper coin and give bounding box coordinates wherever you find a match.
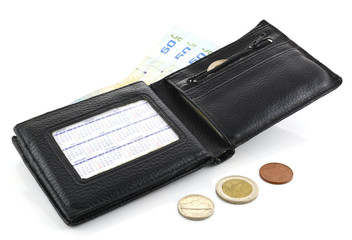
[259,163,293,184]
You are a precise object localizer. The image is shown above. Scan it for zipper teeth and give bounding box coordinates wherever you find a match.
[186,41,289,93]
[187,34,272,84]
[192,48,296,100]
[187,47,251,83]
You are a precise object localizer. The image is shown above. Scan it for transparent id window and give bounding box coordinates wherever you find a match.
[52,100,179,179]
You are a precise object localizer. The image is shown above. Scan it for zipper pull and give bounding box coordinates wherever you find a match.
[249,33,272,49]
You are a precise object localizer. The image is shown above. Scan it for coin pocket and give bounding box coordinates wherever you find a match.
[167,42,338,148]
[183,42,292,98]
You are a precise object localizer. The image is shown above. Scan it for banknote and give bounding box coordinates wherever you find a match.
[145,40,219,84]
[74,27,190,102]
[75,27,219,102]
[74,26,191,102]
[140,33,204,85]
[118,26,192,86]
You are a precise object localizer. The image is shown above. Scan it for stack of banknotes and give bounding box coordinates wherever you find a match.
[75,27,219,102]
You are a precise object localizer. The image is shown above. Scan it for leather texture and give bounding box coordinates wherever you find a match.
[13,20,342,225]
[166,20,342,147]
[13,81,211,225]
[151,79,233,162]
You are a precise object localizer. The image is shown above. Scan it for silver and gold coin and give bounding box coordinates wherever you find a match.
[177,194,214,220]
[216,175,258,204]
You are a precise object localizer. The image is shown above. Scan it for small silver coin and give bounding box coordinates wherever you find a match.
[177,194,214,220]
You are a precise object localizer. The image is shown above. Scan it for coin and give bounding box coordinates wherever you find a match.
[177,194,214,221]
[207,59,228,71]
[259,162,293,184]
[216,176,258,204]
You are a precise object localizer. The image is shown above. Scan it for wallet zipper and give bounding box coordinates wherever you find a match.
[182,33,273,88]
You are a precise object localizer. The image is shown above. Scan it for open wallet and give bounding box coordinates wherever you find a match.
[12,20,342,225]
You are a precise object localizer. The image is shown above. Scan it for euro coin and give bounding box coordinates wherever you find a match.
[216,176,258,204]
[259,162,293,184]
[177,194,214,220]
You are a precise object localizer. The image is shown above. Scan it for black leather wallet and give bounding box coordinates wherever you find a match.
[12,20,342,225]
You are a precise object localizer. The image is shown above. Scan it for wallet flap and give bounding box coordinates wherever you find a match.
[13,81,211,225]
[164,20,342,147]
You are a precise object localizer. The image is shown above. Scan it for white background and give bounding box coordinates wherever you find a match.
[1,0,351,239]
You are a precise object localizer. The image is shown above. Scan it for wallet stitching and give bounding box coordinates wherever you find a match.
[188,45,340,147]
[70,151,211,224]
[14,127,70,212]
[174,20,343,147]
[265,22,341,83]
[17,119,198,217]
[164,21,342,152]
[192,48,295,100]
[185,42,289,95]
[233,22,342,146]
[45,94,188,185]
[16,128,210,225]
[13,84,190,214]
[233,77,341,147]
[14,20,342,225]
[15,81,144,127]
[170,49,295,146]
[12,136,70,224]
[72,141,204,211]
[72,157,211,225]
[166,24,269,83]
[15,105,201,219]
[177,91,233,145]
